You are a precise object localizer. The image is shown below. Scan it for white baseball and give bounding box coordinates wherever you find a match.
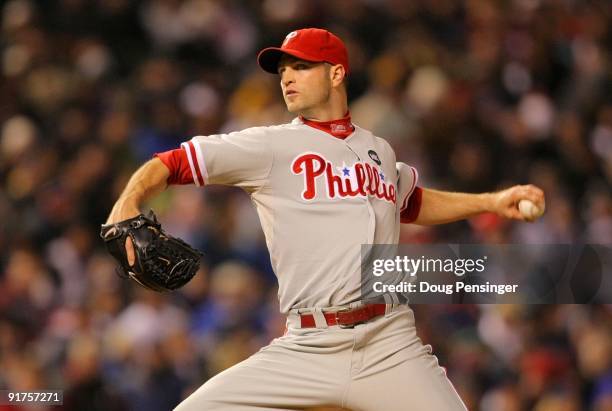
[518,199,544,220]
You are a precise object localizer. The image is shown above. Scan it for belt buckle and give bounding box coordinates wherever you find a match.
[334,307,356,328]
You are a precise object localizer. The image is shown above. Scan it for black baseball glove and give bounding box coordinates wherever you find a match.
[100,211,202,292]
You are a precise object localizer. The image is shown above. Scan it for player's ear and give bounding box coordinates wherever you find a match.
[329,64,346,88]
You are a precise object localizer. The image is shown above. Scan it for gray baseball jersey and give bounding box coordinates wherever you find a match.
[181,117,418,313]
[174,118,466,410]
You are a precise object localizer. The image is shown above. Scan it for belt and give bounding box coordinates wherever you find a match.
[299,304,387,328]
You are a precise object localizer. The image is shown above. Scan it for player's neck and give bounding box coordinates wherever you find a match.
[300,107,347,122]
[300,111,354,139]
[298,95,352,138]
[300,111,351,123]
[299,91,348,122]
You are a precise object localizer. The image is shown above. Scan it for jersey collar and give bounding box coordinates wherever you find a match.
[299,112,355,139]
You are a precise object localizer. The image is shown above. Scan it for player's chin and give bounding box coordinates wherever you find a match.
[284,101,301,113]
[284,98,307,113]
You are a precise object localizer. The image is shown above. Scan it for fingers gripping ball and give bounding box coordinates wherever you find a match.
[518,199,545,221]
[100,211,203,292]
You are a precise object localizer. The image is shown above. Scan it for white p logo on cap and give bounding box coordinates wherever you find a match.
[282,31,298,46]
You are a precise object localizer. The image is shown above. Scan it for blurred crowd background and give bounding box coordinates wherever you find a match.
[0,0,611,410]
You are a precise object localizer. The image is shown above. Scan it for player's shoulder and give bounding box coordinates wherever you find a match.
[354,125,396,155]
[227,121,302,139]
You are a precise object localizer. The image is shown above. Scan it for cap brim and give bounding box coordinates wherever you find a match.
[257,47,323,74]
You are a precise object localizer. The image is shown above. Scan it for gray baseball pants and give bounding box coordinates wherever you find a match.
[174,305,467,411]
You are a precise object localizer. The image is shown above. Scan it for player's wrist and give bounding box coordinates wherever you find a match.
[480,192,498,214]
[106,200,141,225]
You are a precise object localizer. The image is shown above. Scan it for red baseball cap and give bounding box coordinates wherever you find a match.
[257,28,349,75]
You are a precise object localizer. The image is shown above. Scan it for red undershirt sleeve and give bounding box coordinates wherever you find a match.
[153,148,195,185]
[400,186,423,224]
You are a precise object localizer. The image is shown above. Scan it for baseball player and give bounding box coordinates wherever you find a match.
[106,28,545,410]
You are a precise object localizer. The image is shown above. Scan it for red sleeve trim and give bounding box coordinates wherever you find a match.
[153,148,195,185]
[400,166,418,212]
[400,186,423,224]
[181,140,206,186]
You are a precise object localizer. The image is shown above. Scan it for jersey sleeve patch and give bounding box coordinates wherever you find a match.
[153,148,195,185]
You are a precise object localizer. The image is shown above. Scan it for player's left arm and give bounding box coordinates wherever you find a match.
[413,185,545,225]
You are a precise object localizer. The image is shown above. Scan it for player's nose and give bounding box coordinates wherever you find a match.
[280,68,296,86]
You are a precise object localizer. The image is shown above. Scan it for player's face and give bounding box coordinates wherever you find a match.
[278,55,332,115]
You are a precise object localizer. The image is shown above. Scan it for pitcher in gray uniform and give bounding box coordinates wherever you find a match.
[106,28,545,411]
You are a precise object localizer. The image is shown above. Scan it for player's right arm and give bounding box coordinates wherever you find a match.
[105,157,170,225]
[107,128,272,227]
[106,142,198,225]
[105,129,272,262]
[105,157,171,266]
